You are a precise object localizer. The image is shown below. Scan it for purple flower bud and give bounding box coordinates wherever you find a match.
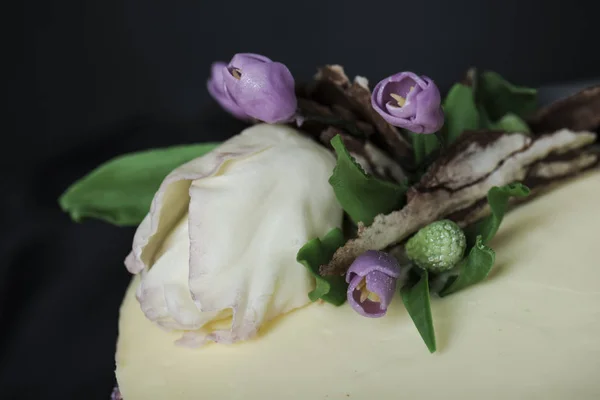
[207,61,249,120]
[221,53,297,123]
[371,72,444,134]
[110,386,122,400]
[346,250,401,318]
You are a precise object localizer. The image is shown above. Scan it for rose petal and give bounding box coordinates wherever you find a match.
[365,270,396,309]
[345,250,401,317]
[371,72,444,133]
[224,61,297,123]
[414,77,444,133]
[207,62,248,119]
[127,124,343,344]
[186,125,338,343]
[228,53,272,70]
[346,250,402,280]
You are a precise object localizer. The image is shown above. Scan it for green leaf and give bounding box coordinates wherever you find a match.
[401,270,437,353]
[437,183,530,296]
[411,133,440,167]
[296,228,348,305]
[59,143,220,226]
[478,71,537,121]
[442,83,480,144]
[439,236,495,297]
[466,182,531,245]
[329,135,407,226]
[487,113,531,133]
[435,70,534,144]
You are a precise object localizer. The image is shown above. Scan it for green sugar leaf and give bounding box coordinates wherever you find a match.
[329,135,407,226]
[401,270,437,353]
[296,228,348,305]
[442,83,480,144]
[439,236,495,297]
[439,183,529,296]
[487,113,531,133]
[411,133,440,167]
[478,71,538,121]
[59,143,220,226]
[436,70,535,145]
[466,182,531,246]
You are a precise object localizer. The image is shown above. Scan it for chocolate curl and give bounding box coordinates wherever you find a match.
[528,85,600,134]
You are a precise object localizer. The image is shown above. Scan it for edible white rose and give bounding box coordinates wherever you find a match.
[125,124,343,346]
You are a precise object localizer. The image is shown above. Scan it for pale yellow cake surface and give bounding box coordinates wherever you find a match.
[115,171,600,400]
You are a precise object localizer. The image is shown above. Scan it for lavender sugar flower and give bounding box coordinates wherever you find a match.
[110,386,122,400]
[208,53,297,123]
[371,71,444,134]
[346,250,401,317]
[207,61,249,120]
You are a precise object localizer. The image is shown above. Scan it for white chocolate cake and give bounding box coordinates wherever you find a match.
[115,171,600,400]
[57,54,600,400]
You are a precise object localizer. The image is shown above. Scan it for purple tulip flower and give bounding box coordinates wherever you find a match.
[346,250,401,318]
[207,61,249,120]
[371,72,444,134]
[208,53,297,123]
[110,386,122,400]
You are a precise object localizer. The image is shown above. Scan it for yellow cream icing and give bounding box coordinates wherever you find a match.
[116,171,600,400]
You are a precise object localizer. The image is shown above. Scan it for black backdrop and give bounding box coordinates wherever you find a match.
[4,0,600,399]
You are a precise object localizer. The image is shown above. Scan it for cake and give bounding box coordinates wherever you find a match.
[116,171,600,399]
[59,53,600,399]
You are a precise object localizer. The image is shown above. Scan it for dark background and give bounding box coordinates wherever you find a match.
[4,0,599,399]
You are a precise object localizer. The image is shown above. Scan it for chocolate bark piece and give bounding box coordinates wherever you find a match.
[447,147,599,227]
[295,65,414,178]
[320,129,597,276]
[318,127,407,183]
[528,85,600,134]
[440,81,600,227]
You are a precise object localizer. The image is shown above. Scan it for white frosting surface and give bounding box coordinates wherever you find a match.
[116,171,600,400]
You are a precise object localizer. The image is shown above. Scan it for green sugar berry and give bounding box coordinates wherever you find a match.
[405,220,467,273]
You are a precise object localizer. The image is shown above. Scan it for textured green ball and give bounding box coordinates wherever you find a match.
[405,220,467,273]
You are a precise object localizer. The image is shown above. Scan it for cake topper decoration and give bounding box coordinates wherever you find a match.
[208,53,297,123]
[207,61,248,120]
[346,250,402,317]
[405,220,467,273]
[126,124,342,345]
[59,51,599,356]
[371,71,444,134]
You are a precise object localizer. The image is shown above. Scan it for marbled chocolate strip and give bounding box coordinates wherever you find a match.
[528,85,600,134]
[320,128,597,276]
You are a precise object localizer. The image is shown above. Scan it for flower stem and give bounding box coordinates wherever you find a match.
[435,132,446,149]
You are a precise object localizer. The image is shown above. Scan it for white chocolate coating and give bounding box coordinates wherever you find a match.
[116,171,600,400]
